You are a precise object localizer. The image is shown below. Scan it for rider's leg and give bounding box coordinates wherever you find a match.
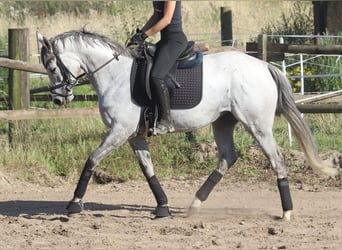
[150,32,187,135]
[150,77,174,134]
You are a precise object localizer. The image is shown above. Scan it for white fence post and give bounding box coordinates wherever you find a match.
[280,36,294,147]
[300,54,305,95]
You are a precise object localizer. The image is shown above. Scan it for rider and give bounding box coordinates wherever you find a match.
[128,0,188,135]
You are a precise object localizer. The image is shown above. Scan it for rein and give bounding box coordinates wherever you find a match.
[86,52,120,78]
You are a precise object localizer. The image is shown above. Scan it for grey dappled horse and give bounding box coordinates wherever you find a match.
[38,30,336,220]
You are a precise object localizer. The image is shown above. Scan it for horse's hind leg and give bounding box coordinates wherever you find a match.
[129,136,170,218]
[189,113,238,213]
[243,119,293,220]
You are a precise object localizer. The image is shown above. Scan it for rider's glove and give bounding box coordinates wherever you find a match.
[127,28,148,49]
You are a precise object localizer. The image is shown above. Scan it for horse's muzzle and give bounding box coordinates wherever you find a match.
[52,94,74,106]
[53,97,64,106]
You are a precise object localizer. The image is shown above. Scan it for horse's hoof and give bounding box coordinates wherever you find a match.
[153,205,171,218]
[321,167,338,178]
[66,200,84,215]
[186,206,200,217]
[187,197,201,216]
[282,210,292,221]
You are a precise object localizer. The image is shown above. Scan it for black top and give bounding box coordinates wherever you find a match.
[153,1,182,25]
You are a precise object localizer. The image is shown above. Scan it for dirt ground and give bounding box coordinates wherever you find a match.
[0,167,341,250]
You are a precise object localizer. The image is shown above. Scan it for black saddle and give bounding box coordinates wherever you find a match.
[130,41,203,105]
[145,41,197,62]
[130,41,203,135]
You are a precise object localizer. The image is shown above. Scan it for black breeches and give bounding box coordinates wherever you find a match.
[150,31,187,82]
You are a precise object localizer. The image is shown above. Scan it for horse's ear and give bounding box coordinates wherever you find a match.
[37,32,52,52]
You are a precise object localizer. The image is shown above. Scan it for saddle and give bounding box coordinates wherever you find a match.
[146,41,197,64]
[130,41,203,136]
[131,41,200,98]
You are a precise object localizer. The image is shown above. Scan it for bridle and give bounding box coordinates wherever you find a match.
[48,47,123,98]
[49,53,81,98]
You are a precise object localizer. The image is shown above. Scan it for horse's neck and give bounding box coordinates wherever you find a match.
[78,47,117,73]
[85,52,132,97]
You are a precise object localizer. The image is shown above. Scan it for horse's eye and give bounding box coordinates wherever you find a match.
[51,67,57,73]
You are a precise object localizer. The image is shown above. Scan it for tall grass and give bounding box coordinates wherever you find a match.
[0,1,150,23]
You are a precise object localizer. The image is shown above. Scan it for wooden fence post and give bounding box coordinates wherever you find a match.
[257,34,268,61]
[8,28,30,145]
[220,7,233,46]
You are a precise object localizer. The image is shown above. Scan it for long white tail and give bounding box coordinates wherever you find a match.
[268,64,337,177]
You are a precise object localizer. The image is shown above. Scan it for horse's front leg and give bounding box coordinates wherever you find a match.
[129,136,171,218]
[66,126,129,214]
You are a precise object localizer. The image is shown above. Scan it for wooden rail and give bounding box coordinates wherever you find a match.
[0,57,46,74]
[0,103,341,122]
[297,103,342,113]
[0,108,99,121]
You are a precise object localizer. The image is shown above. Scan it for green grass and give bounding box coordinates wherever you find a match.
[0,112,340,184]
[305,113,342,152]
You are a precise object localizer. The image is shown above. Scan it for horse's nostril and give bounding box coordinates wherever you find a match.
[53,99,63,106]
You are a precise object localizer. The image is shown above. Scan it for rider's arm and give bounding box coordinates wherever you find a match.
[141,11,159,33]
[142,1,176,37]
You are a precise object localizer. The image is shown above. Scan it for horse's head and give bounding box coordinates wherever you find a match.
[38,32,75,106]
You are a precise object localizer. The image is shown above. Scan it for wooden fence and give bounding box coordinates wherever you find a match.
[0,29,341,123]
[246,34,342,62]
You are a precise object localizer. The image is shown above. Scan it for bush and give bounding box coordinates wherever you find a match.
[262,2,342,93]
[285,41,342,93]
[262,1,313,44]
[310,33,342,92]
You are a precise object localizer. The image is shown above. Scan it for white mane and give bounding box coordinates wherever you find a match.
[50,29,132,58]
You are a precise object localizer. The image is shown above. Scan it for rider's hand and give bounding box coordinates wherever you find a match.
[127,28,148,48]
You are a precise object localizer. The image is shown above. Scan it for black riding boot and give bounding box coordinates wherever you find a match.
[152,80,174,135]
